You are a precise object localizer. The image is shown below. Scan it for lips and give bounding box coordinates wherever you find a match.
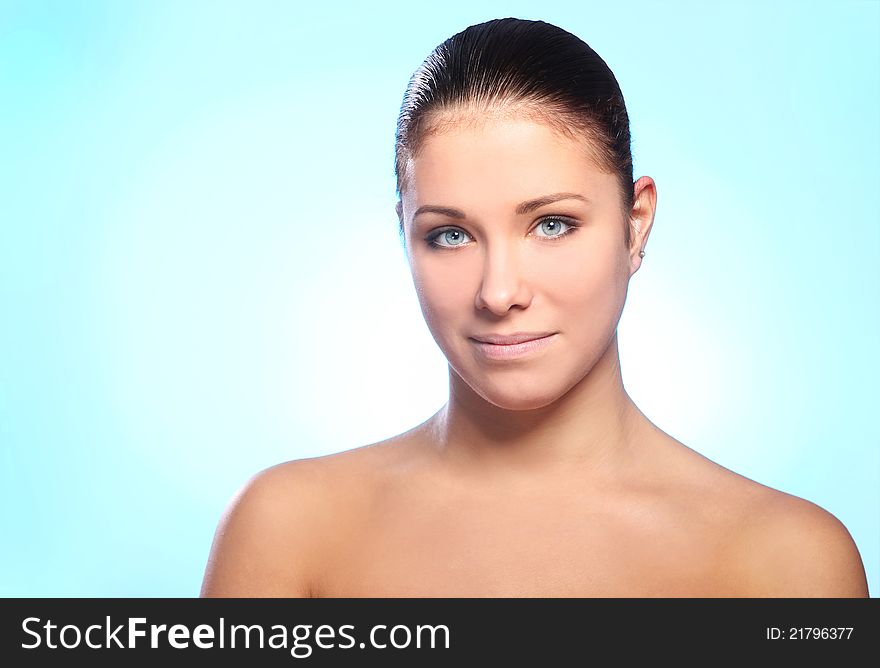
[469,332,558,361]
[469,331,556,345]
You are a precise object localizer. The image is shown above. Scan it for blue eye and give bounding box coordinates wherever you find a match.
[427,228,473,248]
[425,216,578,250]
[534,216,575,239]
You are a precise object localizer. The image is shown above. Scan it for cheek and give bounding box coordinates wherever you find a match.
[410,261,471,327]
[541,244,623,314]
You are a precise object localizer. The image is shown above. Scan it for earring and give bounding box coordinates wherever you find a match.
[639,250,645,258]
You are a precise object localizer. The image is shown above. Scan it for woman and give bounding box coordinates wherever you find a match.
[201,18,869,597]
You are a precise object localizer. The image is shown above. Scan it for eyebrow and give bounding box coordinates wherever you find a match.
[412,192,591,220]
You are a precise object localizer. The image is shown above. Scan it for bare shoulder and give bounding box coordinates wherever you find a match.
[199,458,335,597]
[648,434,869,597]
[199,438,412,598]
[725,485,869,597]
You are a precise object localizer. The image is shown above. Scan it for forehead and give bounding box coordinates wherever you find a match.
[406,116,615,208]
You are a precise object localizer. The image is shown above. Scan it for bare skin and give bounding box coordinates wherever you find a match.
[200,413,869,597]
[200,110,869,598]
[305,368,765,597]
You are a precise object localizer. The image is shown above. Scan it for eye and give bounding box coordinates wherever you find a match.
[425,228,474,249]
[424,216,579,250]
[533,216,577,240]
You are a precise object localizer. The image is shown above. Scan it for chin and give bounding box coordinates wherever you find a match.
[484,394,560,411]
[465,375,565,412]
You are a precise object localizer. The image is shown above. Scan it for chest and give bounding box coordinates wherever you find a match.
[316,491,736,597]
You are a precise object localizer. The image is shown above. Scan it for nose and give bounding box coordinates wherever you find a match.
[474,241,532,315]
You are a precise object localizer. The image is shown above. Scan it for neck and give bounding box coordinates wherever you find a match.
[426,331,652,483]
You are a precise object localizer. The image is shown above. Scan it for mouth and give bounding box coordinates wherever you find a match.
[468,332,558,361]
[470,331,557,345]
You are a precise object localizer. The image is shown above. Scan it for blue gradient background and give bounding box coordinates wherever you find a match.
[1,0,877,597]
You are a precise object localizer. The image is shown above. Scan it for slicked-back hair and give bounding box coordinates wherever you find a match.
[395,17,635,248]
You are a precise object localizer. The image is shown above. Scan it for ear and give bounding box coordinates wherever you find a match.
[628,176,657,276]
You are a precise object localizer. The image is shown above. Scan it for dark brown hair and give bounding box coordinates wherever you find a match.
[394,17,635,247]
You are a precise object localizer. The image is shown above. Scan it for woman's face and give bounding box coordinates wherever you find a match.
[398,113,650,411]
